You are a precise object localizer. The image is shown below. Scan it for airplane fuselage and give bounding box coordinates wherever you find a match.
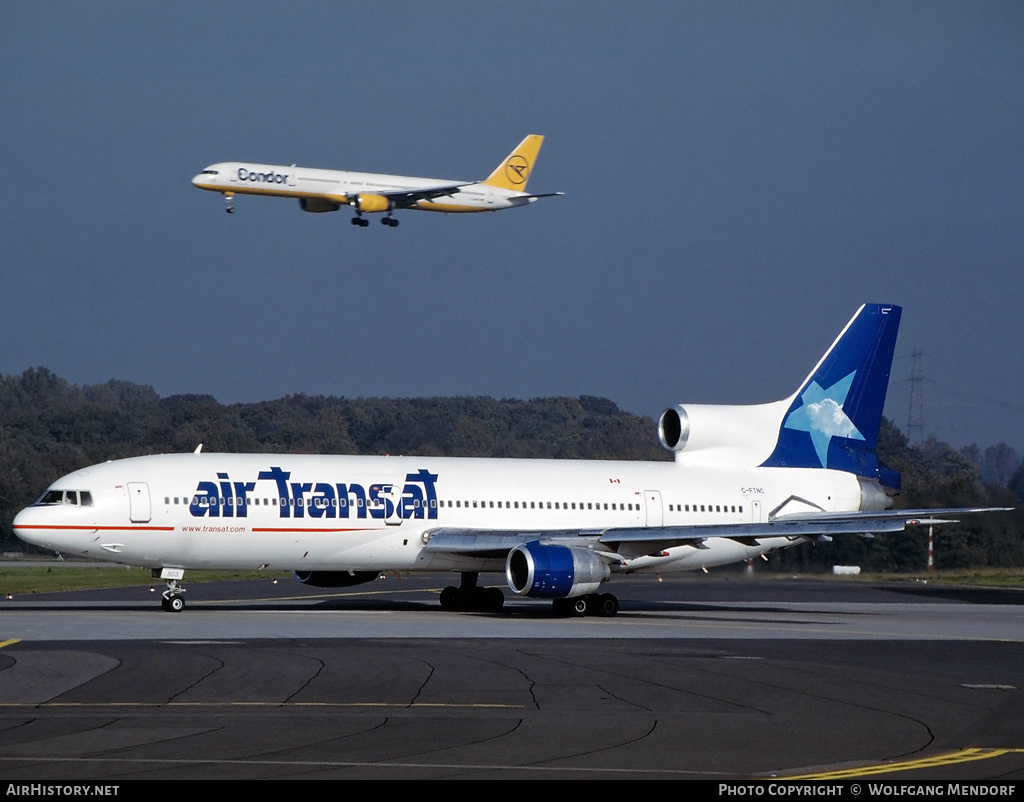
[14,452,863,576]
[192,162,540,213]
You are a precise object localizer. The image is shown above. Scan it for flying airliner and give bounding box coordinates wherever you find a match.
[13,304,1007,615]
[191,134,562,226]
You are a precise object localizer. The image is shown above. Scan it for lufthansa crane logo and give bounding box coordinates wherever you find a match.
[504,155,530,185]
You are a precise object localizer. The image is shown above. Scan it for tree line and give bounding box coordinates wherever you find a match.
[1,367,1020,571]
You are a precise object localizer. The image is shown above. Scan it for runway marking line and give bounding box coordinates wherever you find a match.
[0,639,20,649]
[783,748,1024,779]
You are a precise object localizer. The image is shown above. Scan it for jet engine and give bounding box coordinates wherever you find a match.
[298,198,341,213]
[293,570,379,588]
[350,194,393,214]
[505,541,610,598]
[656,399,792,466]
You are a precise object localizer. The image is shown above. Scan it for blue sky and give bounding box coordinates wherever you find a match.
[2,2,1022,449]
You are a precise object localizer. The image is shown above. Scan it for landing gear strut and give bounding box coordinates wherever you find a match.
[552,593,619,617]
[154,568,186,612]
[439,572,504,612]
[223,192,235,214]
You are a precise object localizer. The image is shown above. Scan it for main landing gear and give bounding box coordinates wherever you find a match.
[552,593,619,617]
[223,192,235,214]
[154,568,186,612]
[439,572,504,612]
[349,215,399,227]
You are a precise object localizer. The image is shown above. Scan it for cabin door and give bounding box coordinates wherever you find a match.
[644,490,663,527]
[128,482,152,523]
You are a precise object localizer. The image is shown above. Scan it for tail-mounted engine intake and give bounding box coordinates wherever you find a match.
[298,198,342,213]
[656,399,792,466]
[350,194,394,214]
[657,405,691,452]
[505,541,610,599]
[293,570,379,588]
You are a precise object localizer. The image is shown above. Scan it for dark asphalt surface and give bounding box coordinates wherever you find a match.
[1,576,1022,780]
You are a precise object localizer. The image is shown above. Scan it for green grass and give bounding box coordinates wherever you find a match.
[853,568,1024,589]
[0,563,291,596]
[2,560,1023,596]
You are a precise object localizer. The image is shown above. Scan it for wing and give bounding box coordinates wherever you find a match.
[372,183,472,208]
[421,507,1012,558]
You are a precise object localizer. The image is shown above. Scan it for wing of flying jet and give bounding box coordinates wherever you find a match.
[371,182,473,208]
[422,506,1011,559]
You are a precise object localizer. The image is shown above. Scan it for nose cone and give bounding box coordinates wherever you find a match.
[191,173,205,187]
[12,506,45,547]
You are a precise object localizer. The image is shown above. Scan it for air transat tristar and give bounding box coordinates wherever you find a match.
[191,134,562,227]
[14,304,1007,615]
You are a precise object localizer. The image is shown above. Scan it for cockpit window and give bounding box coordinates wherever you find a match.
[202,169,219,175]
[36,489,93,506]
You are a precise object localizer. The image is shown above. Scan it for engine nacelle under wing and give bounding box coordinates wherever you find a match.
[351,194,393,214]
[299,198,342,213]
[293,570,379,588]
[505,541,610,599]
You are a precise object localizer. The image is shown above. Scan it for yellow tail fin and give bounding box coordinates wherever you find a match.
[482,135,544,191]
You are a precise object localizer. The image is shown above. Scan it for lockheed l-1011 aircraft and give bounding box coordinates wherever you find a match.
[13,304,1007,615]
[191,134,562,226]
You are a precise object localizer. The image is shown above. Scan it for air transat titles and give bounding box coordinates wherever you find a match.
[188,467,439,520]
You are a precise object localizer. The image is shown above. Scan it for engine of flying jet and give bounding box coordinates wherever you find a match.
[298,194,394,214]
[298,198,341,213]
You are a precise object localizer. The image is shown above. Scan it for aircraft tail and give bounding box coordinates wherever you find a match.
[760,303,902,488]
[482,135,544,191]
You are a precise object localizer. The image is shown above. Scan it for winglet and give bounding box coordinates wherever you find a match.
[482,135,545,191]
[760,304,902,488]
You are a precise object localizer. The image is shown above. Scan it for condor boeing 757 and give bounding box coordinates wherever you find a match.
[191,134,562,226]
[14,305,1008,615]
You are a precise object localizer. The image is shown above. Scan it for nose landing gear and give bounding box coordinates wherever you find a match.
[154,568,186,612]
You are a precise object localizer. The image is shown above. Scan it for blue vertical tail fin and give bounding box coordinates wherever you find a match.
[760,304,901,488]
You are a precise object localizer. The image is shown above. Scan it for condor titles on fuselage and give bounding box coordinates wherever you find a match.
[14,304,1009,615]
[191,134,562,227]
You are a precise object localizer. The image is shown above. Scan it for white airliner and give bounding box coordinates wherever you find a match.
[13,304,1007,615]
[191,134,562,226]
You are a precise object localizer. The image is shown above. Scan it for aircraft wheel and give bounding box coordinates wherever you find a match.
[350,217,362,226]
[439,586,460,610]
[167,595,185,613]
[161,597,171,612]
[360,218,369,227]
[571,596,590,617]
[598,593,619,616]
[485,587,504,612]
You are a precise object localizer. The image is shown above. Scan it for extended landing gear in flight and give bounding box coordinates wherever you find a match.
[154,568,186,612]
[350,216,370,227]
[381,216,399,227]
[223,192,235,214]
[552,593,619,617]
[439,572,504,612]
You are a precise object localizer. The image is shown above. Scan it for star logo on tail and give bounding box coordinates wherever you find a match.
[783,371,864,467]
